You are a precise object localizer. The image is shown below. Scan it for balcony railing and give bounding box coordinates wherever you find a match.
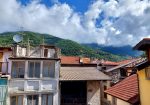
[0,62,8,75]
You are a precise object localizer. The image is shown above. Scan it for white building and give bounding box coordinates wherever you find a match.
[6,44,60,105]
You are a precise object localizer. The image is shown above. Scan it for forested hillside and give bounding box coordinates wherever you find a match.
[0,31,126,61]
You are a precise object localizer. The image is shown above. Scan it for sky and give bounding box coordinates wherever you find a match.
[0,0,150,46]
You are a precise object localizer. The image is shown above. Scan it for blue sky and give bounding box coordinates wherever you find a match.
[0,0,150,46]
[19,0,93,13]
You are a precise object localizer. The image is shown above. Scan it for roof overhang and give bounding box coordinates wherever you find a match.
[60,67,111,81]
[9,57,61,61]
[133,38,150,51]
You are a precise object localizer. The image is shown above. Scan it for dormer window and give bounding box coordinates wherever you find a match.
[145,66,150,79]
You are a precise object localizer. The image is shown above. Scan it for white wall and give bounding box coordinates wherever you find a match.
[8,60,60,105]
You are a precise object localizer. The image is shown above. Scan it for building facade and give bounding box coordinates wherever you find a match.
[133,38,150,105]
[60,62,111,105]
[7,44,60,105]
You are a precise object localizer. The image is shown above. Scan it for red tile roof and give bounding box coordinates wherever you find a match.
[117,59,134,65]
[102,61,118,66]
[105,74,139,104]
[61,56,80,64]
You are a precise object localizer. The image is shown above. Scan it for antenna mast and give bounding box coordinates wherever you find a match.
[42,35,45,45]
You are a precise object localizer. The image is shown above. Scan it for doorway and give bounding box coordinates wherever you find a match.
[61,81,87,105]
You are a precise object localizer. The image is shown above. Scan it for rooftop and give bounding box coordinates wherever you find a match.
[105,74,139,104]
[105,58,144,72]
[60,67,111,81]
[61,56,80,64]
[133,38,150,50]
[102,61,118,66]
[0,47,12,51]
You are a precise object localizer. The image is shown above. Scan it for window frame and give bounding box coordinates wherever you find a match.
[10,95,24,105]
[43,61,55,78]
[27,95,39,105]
[28,61,41,78]
[42,94,53,105]
[44,48,49,58]
[11,61,25,78]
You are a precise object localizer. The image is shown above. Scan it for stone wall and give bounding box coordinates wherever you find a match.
[87,81,101,105]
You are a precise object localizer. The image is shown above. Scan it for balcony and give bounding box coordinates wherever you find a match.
[9,79,57,94]
[0,62,8,75]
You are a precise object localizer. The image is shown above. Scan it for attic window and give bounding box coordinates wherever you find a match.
[145,66,150,79]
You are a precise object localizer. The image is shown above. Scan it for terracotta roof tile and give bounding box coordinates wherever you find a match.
[102,61,118,66]
[117,59,133,65]
[106,58,144,72]
[61,56,80,64]
[105,74,139,104]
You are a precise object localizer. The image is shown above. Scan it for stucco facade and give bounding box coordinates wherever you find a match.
[87,81,101,105]
[6,45,60,105]
[138,69,150,105]
[107,95,131,105]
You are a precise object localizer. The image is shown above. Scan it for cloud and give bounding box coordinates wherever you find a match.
[0,0,150,46]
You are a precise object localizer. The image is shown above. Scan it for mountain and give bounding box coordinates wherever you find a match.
[83,43,142,57]
[0,31,126,61]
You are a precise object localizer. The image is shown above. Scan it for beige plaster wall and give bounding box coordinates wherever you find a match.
[87,81,101,105]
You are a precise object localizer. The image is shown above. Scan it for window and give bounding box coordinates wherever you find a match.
[42,94,53,105]
[145,66,150,79]
[104,85,107,99]
[44,49,48,57]
[27,95,38,105]
[11,61,25,78]
[112,97,117,105]
[120,68,127,77]
[11,96,23,105]
[28,61,40,78]
[43,61,55,78]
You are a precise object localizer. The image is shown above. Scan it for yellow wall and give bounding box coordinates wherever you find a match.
[138,69,150,105]
[107,95,130,105]
[117,98,130,105]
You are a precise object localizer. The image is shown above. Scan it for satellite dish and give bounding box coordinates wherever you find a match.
[13,34,23,43]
